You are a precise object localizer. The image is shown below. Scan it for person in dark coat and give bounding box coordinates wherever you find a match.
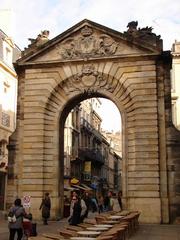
[39,192,51,225]
[104,195,110,211]
[8,198,27,240]
[69,196,82,226]
[83,192,91,218]
[118,191,123,210]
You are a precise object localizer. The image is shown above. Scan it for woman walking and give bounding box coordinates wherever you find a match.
[39,192,51,225]
[8,198,26,240]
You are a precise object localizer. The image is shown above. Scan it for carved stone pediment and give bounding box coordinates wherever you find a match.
[59,26,118,59]
[17,19,162,65]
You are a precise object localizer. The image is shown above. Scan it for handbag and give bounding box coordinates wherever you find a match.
[8,211,16,223]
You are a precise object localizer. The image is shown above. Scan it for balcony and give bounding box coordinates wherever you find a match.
[79,147,105,165]
[80,117,103,141]
[80,118,93,134]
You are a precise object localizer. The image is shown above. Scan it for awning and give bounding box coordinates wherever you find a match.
[71,185,87,191]
[64,186,76,191]
[81,183,93,190]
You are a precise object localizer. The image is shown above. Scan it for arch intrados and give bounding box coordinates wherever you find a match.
[45,70,129,127]
[59,92,121,129]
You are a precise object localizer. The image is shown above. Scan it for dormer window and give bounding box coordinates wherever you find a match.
[5,47,11,62]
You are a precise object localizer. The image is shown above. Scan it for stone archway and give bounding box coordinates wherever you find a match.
[7,19,180,223]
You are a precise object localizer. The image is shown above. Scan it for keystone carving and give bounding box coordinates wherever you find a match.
[60,26,117,59]
[61,64,119,95]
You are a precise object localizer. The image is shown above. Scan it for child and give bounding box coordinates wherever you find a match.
[22,213,33,238]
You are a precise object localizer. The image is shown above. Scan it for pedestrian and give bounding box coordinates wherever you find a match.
[97,194,104,214]
[104,194,110,211]
[91,196,98,212]
[80,197,87,222]
[83,191,91,218]
[22,213,33,238]
[39,192,51,225]
[108,191,114,211]
[8,198,27,240]
[69,196,82,225]
[118,191,123,210]
[70,191,87,223]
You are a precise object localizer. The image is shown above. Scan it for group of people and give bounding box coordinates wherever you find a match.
[7,190,122,239]
[8,192,51,240]
[68,190,122,226]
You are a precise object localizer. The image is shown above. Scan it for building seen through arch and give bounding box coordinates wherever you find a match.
[63,98,122,197]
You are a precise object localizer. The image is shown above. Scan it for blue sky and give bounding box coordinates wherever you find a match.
[0,0,180,132]
[1,0,180,50]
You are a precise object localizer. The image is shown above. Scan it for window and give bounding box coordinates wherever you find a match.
[3,40,13,66]
[1,112,10,127]
[6,47,10,61]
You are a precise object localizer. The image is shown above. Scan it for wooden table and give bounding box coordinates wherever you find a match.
[86,227,109,232]
[77,230,101,237]
[94,224,113,228]
[70,237,96,240]
[108,215,124,221]
[101,220,118,225]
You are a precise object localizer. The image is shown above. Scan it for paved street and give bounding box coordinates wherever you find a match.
[1,215,180,240]
[131,224,180,240]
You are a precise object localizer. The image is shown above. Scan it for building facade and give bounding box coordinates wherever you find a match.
[64,98,121,195]
[0,29,20,210]
[171,41,180,130]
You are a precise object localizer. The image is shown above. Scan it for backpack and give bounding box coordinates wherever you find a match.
[8,211,16,223]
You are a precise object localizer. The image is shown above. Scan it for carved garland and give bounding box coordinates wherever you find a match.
[59,26,118,59]
[60,64,119,95]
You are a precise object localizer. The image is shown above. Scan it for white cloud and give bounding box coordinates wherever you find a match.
[0,0,180,50]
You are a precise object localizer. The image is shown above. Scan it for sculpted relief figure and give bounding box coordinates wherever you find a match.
[28,30,50,47]
[98,34,117,55]
[126,21,138,34]
[124,21,161,48]
[61,25,118,59]
[23,30,50,56]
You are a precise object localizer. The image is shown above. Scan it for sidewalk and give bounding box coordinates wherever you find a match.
[131,224,180,240]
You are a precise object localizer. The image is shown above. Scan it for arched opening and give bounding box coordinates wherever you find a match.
[62,97,122,216]
[58,92,123,217]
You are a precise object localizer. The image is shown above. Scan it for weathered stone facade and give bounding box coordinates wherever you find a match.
[7,19,180,223]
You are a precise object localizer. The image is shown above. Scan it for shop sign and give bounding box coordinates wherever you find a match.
[84,161,91,173]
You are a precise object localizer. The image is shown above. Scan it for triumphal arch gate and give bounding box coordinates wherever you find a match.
[7,20,180,223]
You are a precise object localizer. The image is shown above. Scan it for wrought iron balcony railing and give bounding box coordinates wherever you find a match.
[78,147,105,165]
